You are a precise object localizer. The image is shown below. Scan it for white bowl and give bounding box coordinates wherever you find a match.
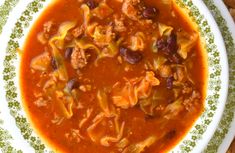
[0,0,229,152]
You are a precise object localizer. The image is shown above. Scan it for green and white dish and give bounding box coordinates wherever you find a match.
[203,0,235,152]
[0,0,233,152]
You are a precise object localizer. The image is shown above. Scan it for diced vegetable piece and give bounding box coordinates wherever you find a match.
[122,0,139,21]
[92,2,113,19]
[30,52,51,71]
[114,15,127,32]
[129,32,145,51]
[34,97,47,107]
[159,65,172,78]
[43,21,54,33]
[86,22,98,37]
[37,32,47,44]
[92,25,114,47]
[137,71,160,99]
[153,56,167,71]
[72,26,84,38]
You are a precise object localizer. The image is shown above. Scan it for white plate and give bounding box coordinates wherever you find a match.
[0,0,231,152]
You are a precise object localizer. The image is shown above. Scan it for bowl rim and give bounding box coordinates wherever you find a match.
[176,0,229,152]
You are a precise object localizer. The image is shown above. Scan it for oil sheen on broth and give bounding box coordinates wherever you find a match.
[20,0,207,152]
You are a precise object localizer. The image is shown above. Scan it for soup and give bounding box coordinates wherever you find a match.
[20,0,207,152]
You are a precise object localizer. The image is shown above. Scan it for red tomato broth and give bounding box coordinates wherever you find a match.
[20,0,207,153]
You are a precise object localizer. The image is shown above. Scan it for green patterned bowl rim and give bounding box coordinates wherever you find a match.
[203,0,235,152]
[0,0,232,152]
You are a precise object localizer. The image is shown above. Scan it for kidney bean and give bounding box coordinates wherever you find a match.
[119,47,128,56]
[143,7,158,19]
[86,0,98,9]
[64,47,73,59]
[166,33,178,53]
[51,57,58,70]
[157,38,167,50]
[120,47,143,64]
[166,76,174,89]
[67,79,79,91]
[157,33,178,55]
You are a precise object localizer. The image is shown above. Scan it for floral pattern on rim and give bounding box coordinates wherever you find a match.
[174,0,222,152]
[0,1,22,153]
[203,0,235,152]
[2,0,53,153]
[0,0,20,34]
[0,0,231,152]
[0,112,22,153]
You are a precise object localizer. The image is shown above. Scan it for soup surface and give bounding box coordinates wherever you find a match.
[21,0,207,152]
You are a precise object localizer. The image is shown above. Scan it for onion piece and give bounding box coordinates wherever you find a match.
[30,52,51,71]
[123,136,157,153]
[100,122,125,147]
